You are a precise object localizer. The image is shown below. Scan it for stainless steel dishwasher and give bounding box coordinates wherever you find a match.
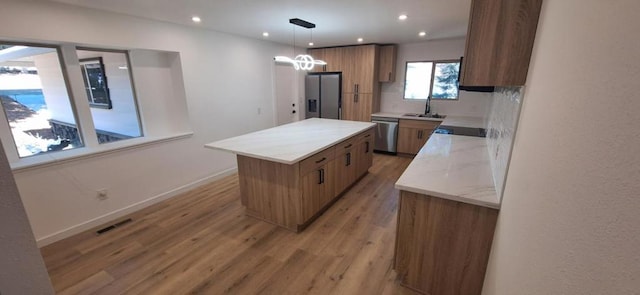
[371,116,399,154]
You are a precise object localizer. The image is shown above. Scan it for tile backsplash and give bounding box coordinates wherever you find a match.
[486,87,524,200]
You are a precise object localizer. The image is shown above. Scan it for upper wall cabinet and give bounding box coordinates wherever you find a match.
[378,45,397,83]
[460,0,543,87]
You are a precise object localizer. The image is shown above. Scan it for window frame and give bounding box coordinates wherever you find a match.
[75,47,145,144]
[79,56,112,109]
[0,40,148,162]
[0,41,86,159]
[403,59,461,101]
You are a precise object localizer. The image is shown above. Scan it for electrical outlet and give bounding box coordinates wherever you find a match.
[96,189,108,200]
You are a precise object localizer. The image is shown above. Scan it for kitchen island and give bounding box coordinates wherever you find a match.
[205,118,376,232]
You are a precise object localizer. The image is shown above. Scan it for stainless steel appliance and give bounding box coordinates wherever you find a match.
[371,116,399,154]
[305,73,341,119]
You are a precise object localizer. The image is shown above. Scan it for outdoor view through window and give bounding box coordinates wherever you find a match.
[0,45,82,157]
[404,61,460,100]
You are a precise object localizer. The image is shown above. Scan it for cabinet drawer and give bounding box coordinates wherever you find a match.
[357,128,375,143]
[300,147,335,175]
[399,119,440,130]
[334,135,358,156]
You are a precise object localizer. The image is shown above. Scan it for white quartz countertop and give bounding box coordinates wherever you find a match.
[371,112,445,122]
[395,134,500,209]
[371,112,486,128]
[204,118,375,164]
[440,116,487,129]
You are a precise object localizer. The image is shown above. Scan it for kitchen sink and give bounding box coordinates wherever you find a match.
[403,113,446,119]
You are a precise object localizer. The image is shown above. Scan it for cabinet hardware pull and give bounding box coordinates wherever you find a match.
[346,153,351,166]
[388,72,392,81]
[344,144,352,149]
[315,157,326,163]
[318,169,323,184]
[364,134,371,138]
[321,168,325,184]
[365,141,370,153]
[418,130,423,139]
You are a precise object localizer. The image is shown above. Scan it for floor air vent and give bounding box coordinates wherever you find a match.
[96,218,133,235]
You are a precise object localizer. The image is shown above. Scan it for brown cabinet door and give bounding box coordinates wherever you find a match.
[356,131,374,177]
[308,48,326,73]
[300,159,335,221]
[355,93,372,122]
[461,0,542,86]
[335,148,357,195]
[324,47,343,73]
[341,47,356,93]
[341,92,356,121]
[378,45,397,82]
[301,168,323,221]
[398,127,434,155]
[352,45,377,93]
[321,160,336,207]
[397,127,419,155]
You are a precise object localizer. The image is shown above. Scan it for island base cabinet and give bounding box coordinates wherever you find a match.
[237,155,301,231]
[236,127,375,232]
[301,160,335,222]
[394,191,499,295]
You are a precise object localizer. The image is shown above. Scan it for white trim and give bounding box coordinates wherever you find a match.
[11,132,193,172]
[35,166,237,247]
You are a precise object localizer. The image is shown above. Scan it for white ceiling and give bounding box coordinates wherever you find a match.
[48,0,472,48]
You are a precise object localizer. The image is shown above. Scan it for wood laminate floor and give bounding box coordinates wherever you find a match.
[41,154,419,295]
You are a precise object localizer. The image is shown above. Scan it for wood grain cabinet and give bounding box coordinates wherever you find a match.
[397,119,440,155]
[460,0,543,87]
[356,129,374,177]
[235,127,375,232]
[334,136,358,195]
[308,45,383,122]
[300,147,336,221]
[378,45,397,82]
[394,191,498,295]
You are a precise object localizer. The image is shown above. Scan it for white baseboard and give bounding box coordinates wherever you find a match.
[36,168,237,248]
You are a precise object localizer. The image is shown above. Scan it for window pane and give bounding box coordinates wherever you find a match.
[404,62,432,99]
[0,44,83,157]
[76,49,142,144]
[431,62,460,99]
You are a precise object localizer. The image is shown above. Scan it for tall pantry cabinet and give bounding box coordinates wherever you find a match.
[308,44,385,122]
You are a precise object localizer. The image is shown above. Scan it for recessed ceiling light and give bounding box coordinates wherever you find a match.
[419,31,426,37]
[191,16,201,23]
[262,32,269,37]
[308,42,314,46]
[357,38,364,42]
[398,14,408,20]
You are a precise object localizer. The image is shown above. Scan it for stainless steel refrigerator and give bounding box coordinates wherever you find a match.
[305,73,341,119]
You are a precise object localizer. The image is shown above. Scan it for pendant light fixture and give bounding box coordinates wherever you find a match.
[274,18,326,71]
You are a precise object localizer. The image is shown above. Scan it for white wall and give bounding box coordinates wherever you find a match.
[0,0,294,245]
[380,38,493,117]
[483,0,640,294]
[0,139,54,294]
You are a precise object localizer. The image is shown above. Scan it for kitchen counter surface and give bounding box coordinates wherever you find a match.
[204,118,375,165]
[371,112,445,122]
[371,112,486,129]
[440,115,487,129]
[395,133,499,209]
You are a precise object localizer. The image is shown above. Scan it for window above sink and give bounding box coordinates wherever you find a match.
[403,60,460,100]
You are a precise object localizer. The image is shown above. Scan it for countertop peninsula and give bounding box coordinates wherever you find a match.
[204,118,375,164]
[395,133,499,208]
